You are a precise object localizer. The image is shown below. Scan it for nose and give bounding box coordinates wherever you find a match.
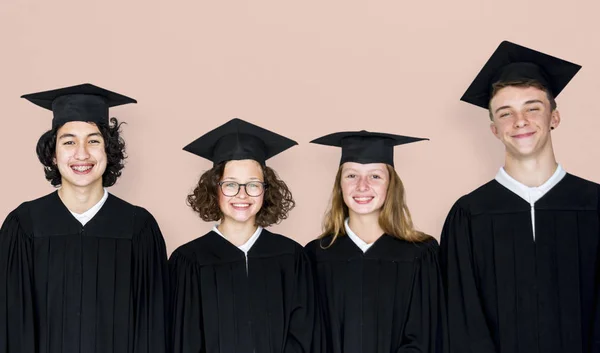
[74,143,90,160]
[355,176,370,192]
[513,111,529,128]
[237,185,249,199]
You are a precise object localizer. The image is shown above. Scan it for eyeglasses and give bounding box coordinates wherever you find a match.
[218,181,267,197]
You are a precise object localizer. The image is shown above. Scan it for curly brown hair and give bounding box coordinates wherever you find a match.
[187,161,295,227]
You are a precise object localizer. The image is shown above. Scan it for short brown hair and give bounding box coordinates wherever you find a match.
[319,165,430,246]
[488,80,557,120]
[187,162,295,227]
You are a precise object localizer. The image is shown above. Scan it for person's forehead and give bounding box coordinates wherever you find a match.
[222,159,263,176]
[490,85,549,105]
[342,162,387,172]
[57,121,101,135]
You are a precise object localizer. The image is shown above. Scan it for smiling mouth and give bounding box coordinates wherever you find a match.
[512,131,536,139]
[71,165,94,175]
[231,203,251,210]
[353,196,374,204]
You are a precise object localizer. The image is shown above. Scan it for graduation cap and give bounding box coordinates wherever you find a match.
[183,118,298,166]
[310,130,428,167]
[461,41,581,109]
[22,83,137,128]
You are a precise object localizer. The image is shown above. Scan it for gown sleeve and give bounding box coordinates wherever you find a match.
[440,203,496,353]
[398,239,448,353]
[0,210,36,353]
[169,250,204,353]
[304,242,327,353]
[131,210,169,353]
[592,212,600,352]
[283,248,318,353]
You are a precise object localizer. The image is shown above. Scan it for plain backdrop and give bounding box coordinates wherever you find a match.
[1,0,599,255]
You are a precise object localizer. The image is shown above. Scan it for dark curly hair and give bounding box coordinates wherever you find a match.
[187,161,295,227]
[35,117,127,187]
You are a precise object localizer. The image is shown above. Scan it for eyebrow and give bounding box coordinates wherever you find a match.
[58,133,76,140]
[58,132,103,140]
[493,104,512,114]
[222,177,262,181]
[524,99,544,105]
[494,99,545,114]
[343,168,385,174]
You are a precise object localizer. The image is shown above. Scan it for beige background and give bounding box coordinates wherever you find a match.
[1,0,599,255]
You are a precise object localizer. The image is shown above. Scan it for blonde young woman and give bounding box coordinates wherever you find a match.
[305,131,447,353]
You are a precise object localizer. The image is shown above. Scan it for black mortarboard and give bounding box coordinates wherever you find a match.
[310,130,428,167]
[461,41,581,109]
[183,118,298,166]
[21,83,137,128]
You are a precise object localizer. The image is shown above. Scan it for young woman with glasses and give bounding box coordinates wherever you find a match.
[169,118,320,353]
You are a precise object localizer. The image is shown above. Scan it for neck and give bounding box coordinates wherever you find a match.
[504,147,558,187]
[217,218,258,247]
[348,212,384,244]
[58,182,105,214]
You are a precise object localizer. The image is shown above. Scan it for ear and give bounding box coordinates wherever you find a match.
[489,121,500,139]
[550,109,561,130]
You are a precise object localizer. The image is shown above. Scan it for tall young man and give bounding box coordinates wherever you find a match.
[441,41,599,353]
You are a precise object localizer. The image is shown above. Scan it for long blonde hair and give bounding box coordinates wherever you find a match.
[320,165,430,246]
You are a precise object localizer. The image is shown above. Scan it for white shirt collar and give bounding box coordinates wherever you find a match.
[344,218,374,253]
[212,225,263,255]
[70,188,109,226]
[495,164,566,204]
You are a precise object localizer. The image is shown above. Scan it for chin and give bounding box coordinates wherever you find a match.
[64,178,103,189]
[349,207,379,216]
[509,146,540,158]
[226,213,258,224]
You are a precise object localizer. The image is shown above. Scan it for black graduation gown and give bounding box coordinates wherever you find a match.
[440,173,600,353]
[0,191,169,353]
[169,229,317,353]
[304,234,447,353]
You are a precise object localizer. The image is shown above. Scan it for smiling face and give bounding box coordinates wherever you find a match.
[54,121,107,191]
[217,159,265,226]
[340,162,389,218]
[489,85,560,160]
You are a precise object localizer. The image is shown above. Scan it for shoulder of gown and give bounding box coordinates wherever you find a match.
[536,173,599,210]
[0,192,57,236]
[102,193,166,243]
[451,179,530,215]
[304,236,330,252]
[169,230,220,265]
[253,228,305,256]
